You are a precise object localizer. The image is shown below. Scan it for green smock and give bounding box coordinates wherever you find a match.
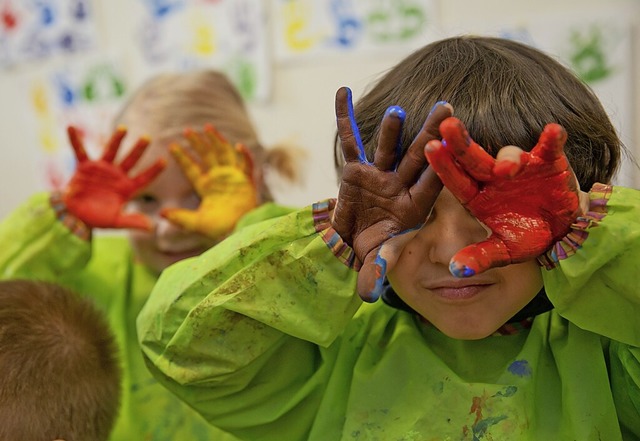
[138,185,640,441]
[0,192,290,441]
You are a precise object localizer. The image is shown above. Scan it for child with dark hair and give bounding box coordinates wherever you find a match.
[0,279,120,441]
[138,37,639,440]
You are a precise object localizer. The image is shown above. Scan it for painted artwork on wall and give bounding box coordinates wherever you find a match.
[129,0,270,101]
[273,0,440,63]
[21,56,128,190]
[0,0,97,68]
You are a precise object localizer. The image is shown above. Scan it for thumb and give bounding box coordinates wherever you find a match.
[356,229,419,302]
[161,208,200,232]
[112,212,153,231]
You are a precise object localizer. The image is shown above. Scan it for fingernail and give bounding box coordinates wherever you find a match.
[385,105,406,122]
[450,262,475,278]
[429,101,449,115]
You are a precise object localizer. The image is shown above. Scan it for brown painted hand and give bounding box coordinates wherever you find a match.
[332,86,453,302]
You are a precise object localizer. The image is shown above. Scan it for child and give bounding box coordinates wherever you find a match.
[0,70,300,440]
[0,279,120,441]
[137,37,640,440]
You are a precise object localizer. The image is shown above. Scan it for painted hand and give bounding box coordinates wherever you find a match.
[425,117,580,278]
[333,86,453,302]
[63,126,166,230]
[162,124,258,240]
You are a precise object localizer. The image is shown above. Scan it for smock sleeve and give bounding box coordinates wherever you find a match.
[540,184,640,346]
[540,184,640,437]
[137,199,361,439]
[0,192,91,280]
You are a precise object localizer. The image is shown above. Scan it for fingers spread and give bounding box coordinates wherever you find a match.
[130,158,167,191]
[170,144,203,188]
[439,117,494,181]
[120,136,150,173]
[204,124,238,167]
[397,101,453,184]
[373,106,405,171]
[411,166,443,213]
[531,123,567,162]
[425,139,477,204]
[335,86,368,164]
[67,126,89,163]
[101,126,127,163]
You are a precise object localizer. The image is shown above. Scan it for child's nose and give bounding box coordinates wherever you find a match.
[155,216,186,244]
[425,202,488,266]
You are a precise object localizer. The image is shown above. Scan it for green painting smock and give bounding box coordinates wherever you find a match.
[0,192,291,441]
[138,185,640,441]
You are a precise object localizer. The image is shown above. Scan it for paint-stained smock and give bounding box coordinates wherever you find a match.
[138,184,640,441]
[0,192,290,441]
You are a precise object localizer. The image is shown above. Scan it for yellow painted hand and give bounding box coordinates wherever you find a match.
[161,124,258,240]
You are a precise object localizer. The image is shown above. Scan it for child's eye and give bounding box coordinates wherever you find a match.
[136,194,158,205]
[130,194,160,214]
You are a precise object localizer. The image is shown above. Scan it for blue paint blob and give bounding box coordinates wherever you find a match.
[508,359,532,377]
[384,105,406,122]
[450,262,475,278]
[429,100,449,115]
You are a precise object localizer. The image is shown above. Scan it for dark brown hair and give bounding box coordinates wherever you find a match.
[335,36,623,190]
[0,280,121,441]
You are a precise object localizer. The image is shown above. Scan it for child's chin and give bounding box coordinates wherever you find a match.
[431,319,501,340]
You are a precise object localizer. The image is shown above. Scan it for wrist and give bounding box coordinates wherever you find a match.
[538,183,612,269]
[50,191,92,241]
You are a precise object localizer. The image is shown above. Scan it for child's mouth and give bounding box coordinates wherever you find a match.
[429,284,491,301]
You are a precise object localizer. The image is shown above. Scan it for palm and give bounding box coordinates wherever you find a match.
[333,87,452,301]
[63,126,165,230]
[161,124,258,240]
[425,117,580,277]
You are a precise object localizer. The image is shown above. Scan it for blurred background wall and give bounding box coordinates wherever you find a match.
[1,0,638,218]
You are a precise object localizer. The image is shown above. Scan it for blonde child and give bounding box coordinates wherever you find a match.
[0,70,300,440]
[138,37,639,440]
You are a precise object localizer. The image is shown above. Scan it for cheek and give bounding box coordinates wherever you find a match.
[128,229,154,253]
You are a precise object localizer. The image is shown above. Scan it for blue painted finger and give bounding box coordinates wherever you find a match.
[344,87,370,164]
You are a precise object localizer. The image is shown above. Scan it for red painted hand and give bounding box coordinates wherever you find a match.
[63,126,166,230]
[332,86,452,301]
[425,117,580,277]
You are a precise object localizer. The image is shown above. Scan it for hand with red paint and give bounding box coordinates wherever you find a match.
[332,86,453,302]
[161,124,258,240]
[424,117,581,278]
[63,126,166,230]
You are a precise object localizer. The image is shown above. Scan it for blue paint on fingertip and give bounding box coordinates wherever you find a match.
[429,100,449,115]
[450,262,475,278]
[385,105,406,122]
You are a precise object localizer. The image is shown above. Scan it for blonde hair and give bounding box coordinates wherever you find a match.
[114,70,303,201]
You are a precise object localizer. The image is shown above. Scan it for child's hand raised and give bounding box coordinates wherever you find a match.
[333,87,452,302]
[63,126,166,230]
[425,117,581,278]
[161,124,258,240]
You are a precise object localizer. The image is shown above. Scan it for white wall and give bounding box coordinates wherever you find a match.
[1,0,639,219]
